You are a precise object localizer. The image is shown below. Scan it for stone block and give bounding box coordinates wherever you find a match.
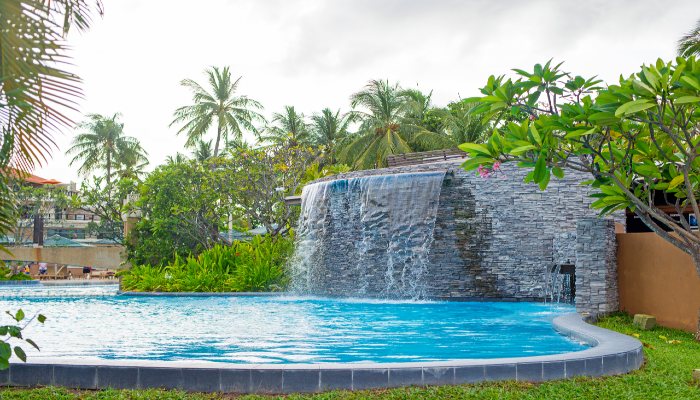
[319,369,351,391]
[633,314,657,330]
[692,369,700,383]
[96,366,138,390]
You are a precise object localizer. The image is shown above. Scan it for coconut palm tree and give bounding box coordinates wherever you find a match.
[0,1,102,240]
[171,66,264,157]
[191,139,214,162]
[258,106,311,147]
[438,100,491,144]
[678,19,700,57]
[66,113,148,187]
[400,88,454,151]
[112,151,149,181]
[339,80,450,169]
[165,153,189,165]
[310,108,353,164]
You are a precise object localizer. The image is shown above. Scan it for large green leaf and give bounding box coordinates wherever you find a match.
[533,152,547,183]
[668,174,685,190]
[614,99,655,117]
[509,145,537,155]
[458,143,492,156]
[674,96,700,104]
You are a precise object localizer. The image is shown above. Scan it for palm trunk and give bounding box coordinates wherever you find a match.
[106,149,111,188]
[213,125,222,158]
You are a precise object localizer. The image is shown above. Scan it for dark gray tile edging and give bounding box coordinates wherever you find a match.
[3,313,642,394]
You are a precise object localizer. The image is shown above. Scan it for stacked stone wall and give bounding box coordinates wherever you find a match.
[309,160,620,309]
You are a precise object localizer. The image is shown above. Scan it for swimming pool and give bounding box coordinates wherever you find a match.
[0,285,586,364]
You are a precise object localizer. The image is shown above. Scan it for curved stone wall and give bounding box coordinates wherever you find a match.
[3,313,642,393]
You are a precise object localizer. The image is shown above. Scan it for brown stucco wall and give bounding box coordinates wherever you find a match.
[3,246,126,270]
[617,232,700,332]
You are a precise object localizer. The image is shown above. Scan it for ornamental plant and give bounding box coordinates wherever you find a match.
[0,310,45,369]
[459,58,700,274]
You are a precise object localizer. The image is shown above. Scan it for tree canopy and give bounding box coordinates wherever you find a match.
[66,113,148,187]
[171,66,265,156]
[458,58,700,273]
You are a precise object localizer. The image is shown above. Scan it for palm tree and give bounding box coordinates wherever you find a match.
[112,151,149,181]
[66,113,148,187]
[171,66,265,157]
[400,88,454,151]
[339,80,450,169]
[0,1,101,241]
[310,108,353,164]
[191,139,213,162]
[438,100,491,144]
[165,153,188,165]
[258,106,310,147]
[678,19,700,57]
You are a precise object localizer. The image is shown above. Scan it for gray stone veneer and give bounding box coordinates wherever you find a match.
[575,218,618,317]
[307,160,622,308]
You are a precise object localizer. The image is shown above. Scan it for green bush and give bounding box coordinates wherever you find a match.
[0,267,33,281]
[120,234,294,292]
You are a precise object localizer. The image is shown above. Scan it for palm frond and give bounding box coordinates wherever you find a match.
[678,19,700,57]
[171,67,264,156]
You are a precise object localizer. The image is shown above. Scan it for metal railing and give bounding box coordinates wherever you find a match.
[20,213,101,222]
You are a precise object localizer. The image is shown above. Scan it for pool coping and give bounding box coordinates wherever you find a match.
[1,313,643,393]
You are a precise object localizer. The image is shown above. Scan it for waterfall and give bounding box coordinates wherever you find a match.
[289,171,446,299]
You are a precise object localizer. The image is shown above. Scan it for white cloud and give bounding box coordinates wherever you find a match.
[35,0,700,183]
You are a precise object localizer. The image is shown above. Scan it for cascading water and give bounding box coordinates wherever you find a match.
[289,171,446,299]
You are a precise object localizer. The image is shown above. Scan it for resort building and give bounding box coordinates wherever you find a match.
[1,169,99,244]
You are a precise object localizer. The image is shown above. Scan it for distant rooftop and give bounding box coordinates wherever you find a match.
[43,235,89,247]
[2,167,61,186]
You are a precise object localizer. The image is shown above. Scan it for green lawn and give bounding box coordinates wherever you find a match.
[1,313,699,400]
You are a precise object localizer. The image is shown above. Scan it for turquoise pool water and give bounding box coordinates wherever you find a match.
[0,285,587,364]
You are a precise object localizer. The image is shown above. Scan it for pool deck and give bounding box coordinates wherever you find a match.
[2,313,643,393]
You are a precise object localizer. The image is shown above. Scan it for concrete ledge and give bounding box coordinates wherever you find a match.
[3,313,643,393]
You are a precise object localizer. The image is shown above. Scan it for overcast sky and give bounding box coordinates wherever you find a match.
[35,0,700,183]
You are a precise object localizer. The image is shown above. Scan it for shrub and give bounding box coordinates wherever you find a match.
[120,234,294,292]
[0,266,33,281]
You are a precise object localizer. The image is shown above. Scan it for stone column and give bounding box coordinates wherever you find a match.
[575,218,618,319]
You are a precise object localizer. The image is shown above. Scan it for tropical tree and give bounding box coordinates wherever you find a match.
[310,108,353,164]
[438,99,492,144]
[165,153,188,165]
[171,66,265,156]
[112,151,149,181]
[191,139,213,162]
[127,160,226,266]
[66,113,148,187]
[218,145,316,236]
[0,0,103,369]
[678,19,700,57]
[459,58,700,274]
[339,80,451,169]
[1,0,101,241]
[258,106,310,147]
[401,88,456,151]
[76,176,137,241]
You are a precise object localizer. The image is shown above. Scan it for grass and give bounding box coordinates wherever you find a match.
[0,313,699,399]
